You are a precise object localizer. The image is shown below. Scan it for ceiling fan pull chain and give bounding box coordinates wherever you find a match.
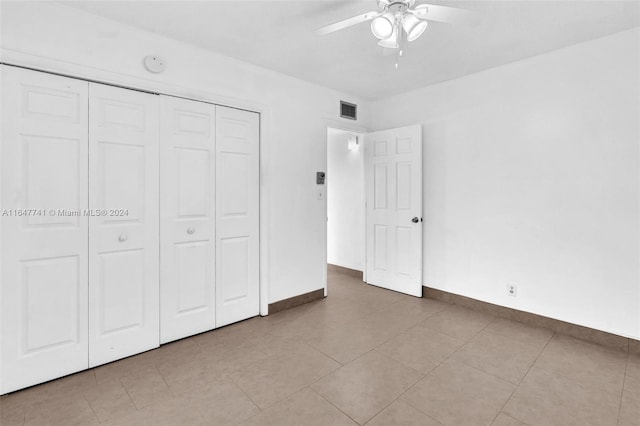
[395,24,405,69]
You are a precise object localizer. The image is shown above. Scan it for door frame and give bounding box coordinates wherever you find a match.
[324,119,369,297]
[0,57,271,317]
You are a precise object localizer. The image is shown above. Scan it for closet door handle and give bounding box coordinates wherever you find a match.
[187,227,195,235]
[118,234,128,242]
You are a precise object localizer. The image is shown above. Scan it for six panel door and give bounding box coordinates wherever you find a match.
[0,66,89,394]
[88,83,160,367]
[364,125,422,297]
[160,95,216,343]
[215,106,260,327]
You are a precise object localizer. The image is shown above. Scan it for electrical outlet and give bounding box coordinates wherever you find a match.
[507,283,517,297]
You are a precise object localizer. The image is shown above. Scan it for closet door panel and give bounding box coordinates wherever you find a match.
[160,96,215,344]
[88,83,159,367]
[1,66,89,394]
[215,106,259,327]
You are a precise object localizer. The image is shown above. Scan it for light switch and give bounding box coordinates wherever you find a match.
[317,189,325,200]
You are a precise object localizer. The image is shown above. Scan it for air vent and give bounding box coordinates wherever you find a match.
[340,101,357,120]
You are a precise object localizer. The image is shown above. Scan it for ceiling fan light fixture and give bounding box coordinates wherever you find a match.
[377,26,399,49]
[402,14,428,42]
[371,14,393,39]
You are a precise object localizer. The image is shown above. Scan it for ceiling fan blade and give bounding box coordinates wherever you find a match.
[315,11,380,36]
[413,4,479,26]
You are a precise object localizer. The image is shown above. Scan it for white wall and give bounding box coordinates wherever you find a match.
[3,2,637,339]
[369,28,640,339]
[327,128,364,271]
[0,1,368,305]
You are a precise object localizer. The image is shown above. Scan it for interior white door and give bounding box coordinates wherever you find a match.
[215,106,260,327]
[0,66,89,394]
[160,95,216,343]
[88,83,160,367]
[364,125,422,297]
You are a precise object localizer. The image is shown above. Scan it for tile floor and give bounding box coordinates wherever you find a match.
[1,268,639,425]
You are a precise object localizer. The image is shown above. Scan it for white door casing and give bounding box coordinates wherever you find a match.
[159,95,216,343]
[0,66,89,393]
[215,106,260,327]
[88,83,160,367]
[364,125,422,297]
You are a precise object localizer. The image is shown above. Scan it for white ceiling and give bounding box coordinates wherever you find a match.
[63,0,640,100]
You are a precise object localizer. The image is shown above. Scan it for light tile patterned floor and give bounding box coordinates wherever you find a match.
[1,268,639,425]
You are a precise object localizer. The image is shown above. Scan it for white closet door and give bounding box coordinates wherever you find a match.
[88,83,160,367]
[160,96,216,343]
[215,106,260,327]
[0,66,89,394]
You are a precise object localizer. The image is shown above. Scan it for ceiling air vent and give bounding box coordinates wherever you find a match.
[340,101,357,120]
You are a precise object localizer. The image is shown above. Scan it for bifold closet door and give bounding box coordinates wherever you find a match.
[160,96,216,344]
[88,83,160,367]
[215,106,260,327]
[0,66,89,394]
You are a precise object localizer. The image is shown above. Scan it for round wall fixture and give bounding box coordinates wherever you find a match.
[143,56,166,73]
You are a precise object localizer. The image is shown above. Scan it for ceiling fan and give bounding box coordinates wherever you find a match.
[316,0,477,50]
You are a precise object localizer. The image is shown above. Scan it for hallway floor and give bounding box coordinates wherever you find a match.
[1,268,638,425]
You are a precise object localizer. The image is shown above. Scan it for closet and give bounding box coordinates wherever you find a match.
[0,65,260,394]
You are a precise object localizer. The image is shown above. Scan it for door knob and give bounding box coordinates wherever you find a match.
[118,234,128,242]
[187,227,195,234]
[411,217,419,223]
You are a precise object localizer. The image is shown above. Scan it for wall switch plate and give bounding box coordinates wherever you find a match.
[317,189,325,200]
[507,283,517,297]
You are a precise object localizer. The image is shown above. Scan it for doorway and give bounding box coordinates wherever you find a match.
[325,124,424,298]
[326,127,365,292]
